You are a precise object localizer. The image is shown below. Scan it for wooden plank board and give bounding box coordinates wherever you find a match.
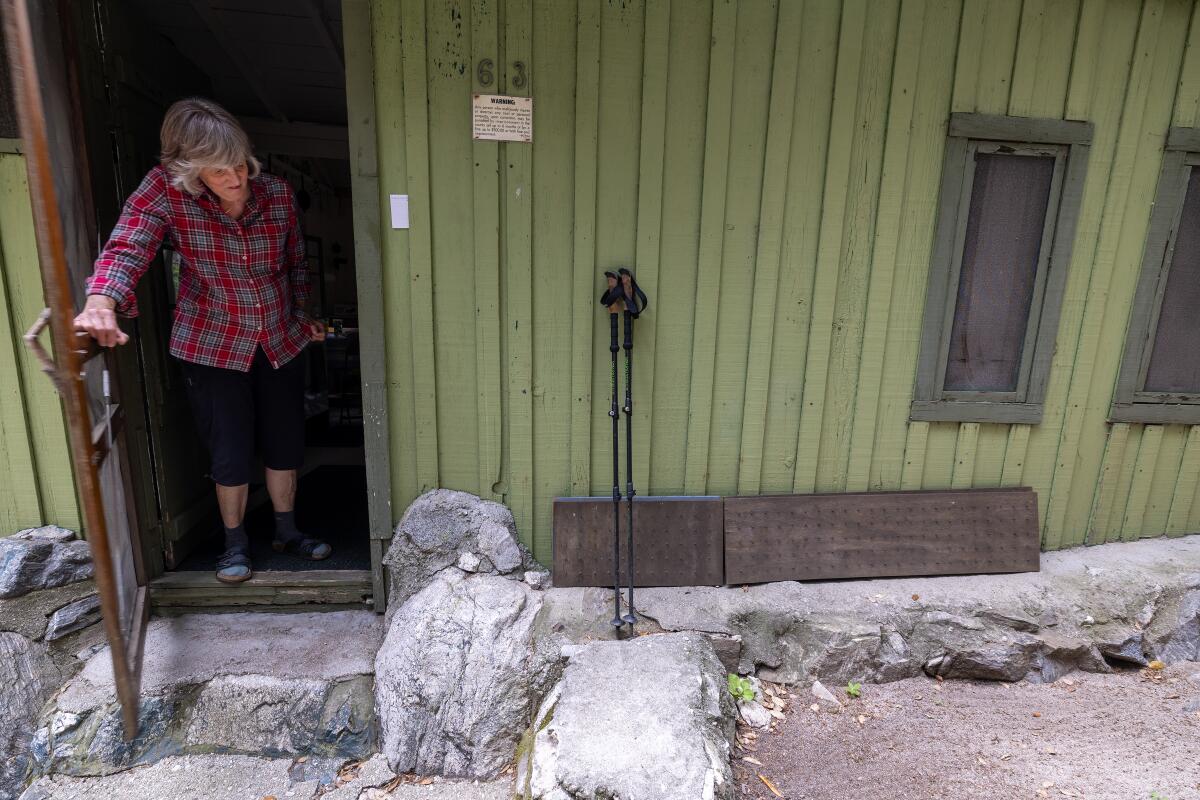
[725,488,1039,585]
[553,496,724,588]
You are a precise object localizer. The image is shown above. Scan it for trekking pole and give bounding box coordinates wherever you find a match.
[600,271,624,630]
[618,268,648,628]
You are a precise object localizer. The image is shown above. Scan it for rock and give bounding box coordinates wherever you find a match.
[736,700,772,729]
[811,680,841,707]
[185,674,327,754]
[458,552,483,572]
[0,581,98,643]
[519,632,734,800]
[1,632,63,800]
[33,612,381,777]
[1145,587,1200,663]
[321,753,394,800]
[1183,697,1200,714]
[707,634,743,676]
[383,490,540,615]
[1093,625,1149,666]
[13,527,76,545]
[17,754,319,800]
[623,536,1200,687]
[375,570,554,779]
[44,596,101,642]
[524,570,550,591]
[0,533,92,600]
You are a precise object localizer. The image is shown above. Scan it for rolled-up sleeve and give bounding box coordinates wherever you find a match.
[87,169,170,317]
[286,190,310,314]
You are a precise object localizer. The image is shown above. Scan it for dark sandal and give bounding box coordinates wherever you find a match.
[216,547,253,584]
[272,536,332,561]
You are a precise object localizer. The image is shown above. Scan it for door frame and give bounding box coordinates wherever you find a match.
[343,0,393,610]
[56,0,393,611]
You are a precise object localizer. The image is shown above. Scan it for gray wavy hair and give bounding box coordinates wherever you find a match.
[159,97,261,195]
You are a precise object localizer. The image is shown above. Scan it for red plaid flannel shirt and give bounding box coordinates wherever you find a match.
[87,166,311,372]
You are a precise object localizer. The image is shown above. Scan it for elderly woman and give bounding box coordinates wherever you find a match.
[74,97,331,584]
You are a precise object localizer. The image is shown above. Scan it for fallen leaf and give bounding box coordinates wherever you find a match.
[1032,712,1042,718]
[296,756,308,763]
[936,675,944,682]
[810,703,820,712]
[1000,753,1012,761]
[977,757,987,766]
[1036,791,1049,799]
[420,777,434,785]
[1043,781,1056,789]
[742,756,764,766]
[758,774,785,798]
[857,714,867,725]
[1149,660,1165,670]
[262,796,277,800]
[912,594,920,601]
[769,709,786,720]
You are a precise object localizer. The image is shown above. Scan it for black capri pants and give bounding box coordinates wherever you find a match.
[180,347,306,486]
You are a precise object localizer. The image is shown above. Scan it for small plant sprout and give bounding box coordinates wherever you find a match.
[1150,792,1169,800]
[846,681,862,699]
[727,674,757,703]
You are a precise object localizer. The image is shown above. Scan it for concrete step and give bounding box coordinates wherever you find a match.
[31,611,383,779]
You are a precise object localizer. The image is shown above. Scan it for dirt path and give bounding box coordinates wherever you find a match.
[735,662,1200,800]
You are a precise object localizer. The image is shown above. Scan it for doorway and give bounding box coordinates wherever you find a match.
[68,0,375,604]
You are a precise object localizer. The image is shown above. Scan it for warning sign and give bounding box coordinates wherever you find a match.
[472,94,533,143]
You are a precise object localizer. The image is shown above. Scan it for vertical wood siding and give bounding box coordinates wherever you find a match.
[0,149,79,534]
[364,0,1200,562]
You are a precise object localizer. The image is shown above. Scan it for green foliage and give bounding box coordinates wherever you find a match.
[727,674,756,703]
[1150,792,1168,800]
[845,681,862,699]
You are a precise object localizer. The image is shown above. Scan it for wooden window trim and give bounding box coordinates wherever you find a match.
[1110,132,1200,425]
[911,112,1093,424]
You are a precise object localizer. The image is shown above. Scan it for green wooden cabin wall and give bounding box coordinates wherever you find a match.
[0,146,80,534]
[363,0,1200,564]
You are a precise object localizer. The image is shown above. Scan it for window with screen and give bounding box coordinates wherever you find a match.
[1112,129,1200,423]
[912,113,1093,424]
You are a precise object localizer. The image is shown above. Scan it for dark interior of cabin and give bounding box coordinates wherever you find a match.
[80,0,368,574]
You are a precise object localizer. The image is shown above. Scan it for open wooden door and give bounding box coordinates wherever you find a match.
[72,0,217,569]
[3,0,147,738]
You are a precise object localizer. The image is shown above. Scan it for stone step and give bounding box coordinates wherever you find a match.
[19,754,515,800]
[517,632,736,800]
[30,611,383,779]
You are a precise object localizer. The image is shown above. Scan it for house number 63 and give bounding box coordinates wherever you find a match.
[476,59,528,89]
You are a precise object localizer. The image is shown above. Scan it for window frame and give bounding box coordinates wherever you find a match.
[1111,128,1200,424]
[911,113,1093,425]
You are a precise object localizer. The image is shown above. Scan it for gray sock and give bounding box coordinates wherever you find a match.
[274,510,302,542]
[224,523,249,552]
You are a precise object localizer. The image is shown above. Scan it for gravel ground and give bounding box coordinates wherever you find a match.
[735,662,1200,800]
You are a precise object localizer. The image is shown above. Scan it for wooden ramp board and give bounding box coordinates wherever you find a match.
[553,496,724,587]
[724,488,1039,584]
